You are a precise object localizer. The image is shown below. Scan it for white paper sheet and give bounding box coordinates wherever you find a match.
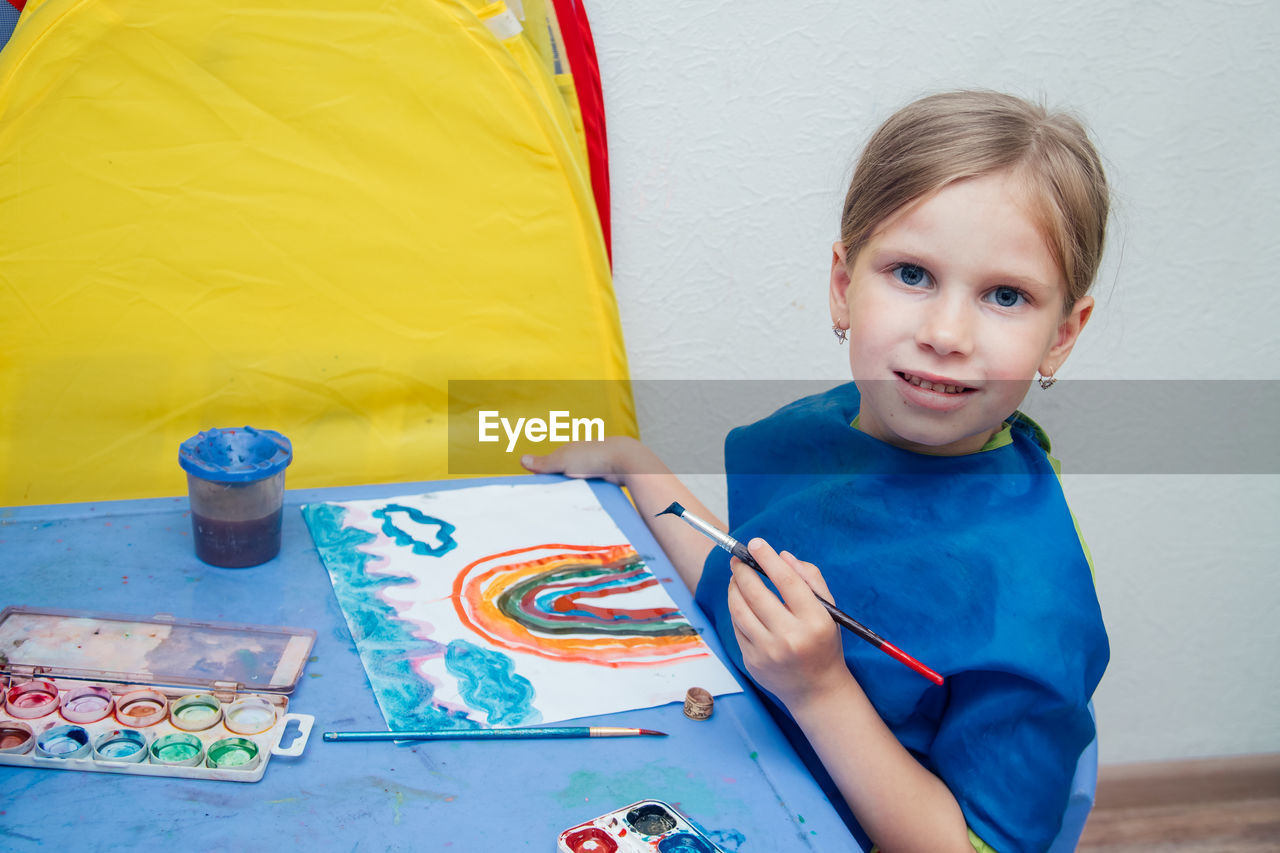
[302,479,741,729]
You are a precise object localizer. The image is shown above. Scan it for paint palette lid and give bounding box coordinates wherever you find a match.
[0,607,315,693]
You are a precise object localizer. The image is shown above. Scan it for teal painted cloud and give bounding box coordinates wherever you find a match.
[373,504,458,557]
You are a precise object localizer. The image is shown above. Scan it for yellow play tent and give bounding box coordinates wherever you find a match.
[0,0,633,505]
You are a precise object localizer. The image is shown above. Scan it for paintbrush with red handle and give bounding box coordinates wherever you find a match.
[657,501,944,686]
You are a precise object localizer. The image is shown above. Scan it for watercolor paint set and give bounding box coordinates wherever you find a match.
[0,606,315,782]
[558,800,727,853]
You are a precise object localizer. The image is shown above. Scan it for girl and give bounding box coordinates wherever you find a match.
[524,90,1110,853]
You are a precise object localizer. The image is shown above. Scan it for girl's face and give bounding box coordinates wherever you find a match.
[830,170,1093,456]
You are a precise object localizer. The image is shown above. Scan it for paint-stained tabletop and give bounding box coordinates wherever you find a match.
[0,476,865,852]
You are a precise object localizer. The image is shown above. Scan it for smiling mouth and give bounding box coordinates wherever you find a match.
[896,372,975,395]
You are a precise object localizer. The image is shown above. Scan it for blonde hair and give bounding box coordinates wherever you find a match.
[839,90,1109,311]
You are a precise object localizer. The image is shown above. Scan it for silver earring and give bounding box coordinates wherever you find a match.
[1038,371,1057,390]
[832,324,847,344]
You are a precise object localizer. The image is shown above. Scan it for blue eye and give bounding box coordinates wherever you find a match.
[892,264,931,287]
[988,286,1026,308]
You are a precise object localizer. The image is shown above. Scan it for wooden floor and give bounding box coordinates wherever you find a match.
[1077,753,1280,852]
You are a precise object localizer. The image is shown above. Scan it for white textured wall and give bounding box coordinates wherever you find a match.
[588,1,1280,765]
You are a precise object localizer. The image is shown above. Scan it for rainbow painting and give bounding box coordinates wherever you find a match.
[301,480,741,730]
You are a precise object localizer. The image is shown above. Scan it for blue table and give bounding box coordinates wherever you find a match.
[0,475,863,852]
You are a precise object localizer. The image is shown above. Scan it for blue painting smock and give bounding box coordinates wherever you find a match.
[694,383,1109,853]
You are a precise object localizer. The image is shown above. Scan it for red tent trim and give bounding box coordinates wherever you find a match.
[551,0,611,266]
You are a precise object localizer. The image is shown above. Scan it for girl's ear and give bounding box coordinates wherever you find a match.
[1040,295,1094,376]
[829,241,852,322]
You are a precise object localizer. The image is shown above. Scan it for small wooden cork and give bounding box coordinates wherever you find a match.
[682,687,714,721]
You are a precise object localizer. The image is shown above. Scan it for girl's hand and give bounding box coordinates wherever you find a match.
[521,436,654,486]
[727,538,850,708]
[522,438,715,592]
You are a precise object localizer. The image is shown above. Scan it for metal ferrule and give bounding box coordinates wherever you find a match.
[675,508,740,555]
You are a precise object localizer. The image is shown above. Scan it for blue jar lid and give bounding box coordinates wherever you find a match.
[179,427,293,483]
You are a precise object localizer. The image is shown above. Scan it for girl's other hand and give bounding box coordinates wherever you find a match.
[727,538,850,708]
[521,436,653,486]
[522,438,716,592]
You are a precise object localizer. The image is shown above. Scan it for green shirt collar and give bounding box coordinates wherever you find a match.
[849,416,1013,454]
